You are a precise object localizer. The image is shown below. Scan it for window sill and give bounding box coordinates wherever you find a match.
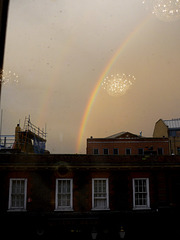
[7,209,27,212]
[91,208,110,211]
[54,208,74,212]
[133,207,151,210]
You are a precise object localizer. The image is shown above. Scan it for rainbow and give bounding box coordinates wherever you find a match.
[37,36,76,126]
[76,15,150,153]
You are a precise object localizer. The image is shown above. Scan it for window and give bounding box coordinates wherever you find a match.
[126,148,131,155]
[133,178,150,210]
[157,148,163,155]
[93,148,99,155]
[113,148,119,155]
[169,130,176,137]
[177,147,180,155]
[103,148,109,155]
[55,179,73,211]
[138,148,144,155]
[92,178,109,210]
[8,178,27,211]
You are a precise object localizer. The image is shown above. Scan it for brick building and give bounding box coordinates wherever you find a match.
[153,118,180,155]
[87,131,169,155]
[0,153,180,239]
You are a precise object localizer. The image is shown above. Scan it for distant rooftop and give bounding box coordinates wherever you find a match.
[106,131,126,138]
[163,118,180,129]
[106,131,142,139]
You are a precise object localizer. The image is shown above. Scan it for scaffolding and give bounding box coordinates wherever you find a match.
[14,116,47,154]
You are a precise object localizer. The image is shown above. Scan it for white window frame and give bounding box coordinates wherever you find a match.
[55,178,73,211]
[92,178,109,210]
[8,178,27,211]
[132,178,150,210]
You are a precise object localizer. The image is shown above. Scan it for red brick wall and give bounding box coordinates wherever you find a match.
[87,138,169,155]
[1,168,171,212]
[2,155,180,214]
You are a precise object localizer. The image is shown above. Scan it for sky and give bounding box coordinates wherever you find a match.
[1,0,180,154]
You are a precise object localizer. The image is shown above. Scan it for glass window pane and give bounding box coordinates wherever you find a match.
[10,179,26,209]
[57,180,72,208]
[134,178,149,209]
[93,179,108,209]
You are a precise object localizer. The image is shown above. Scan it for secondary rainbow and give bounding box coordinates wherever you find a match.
[76,16,150,153]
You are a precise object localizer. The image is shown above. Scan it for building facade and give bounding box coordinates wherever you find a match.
[87,132,169,155]
[153,118,180,155]
[0,153,180,239]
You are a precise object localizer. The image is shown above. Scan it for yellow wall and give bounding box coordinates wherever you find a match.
[153,119,168,138]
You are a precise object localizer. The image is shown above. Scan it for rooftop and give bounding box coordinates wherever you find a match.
[163,118,180,129]
[105,131,143,139]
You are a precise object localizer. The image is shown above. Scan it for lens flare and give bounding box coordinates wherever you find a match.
[0,70,19,85]
[102,73,136,97]
[142,0,180,22]
[153,0,180,22]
